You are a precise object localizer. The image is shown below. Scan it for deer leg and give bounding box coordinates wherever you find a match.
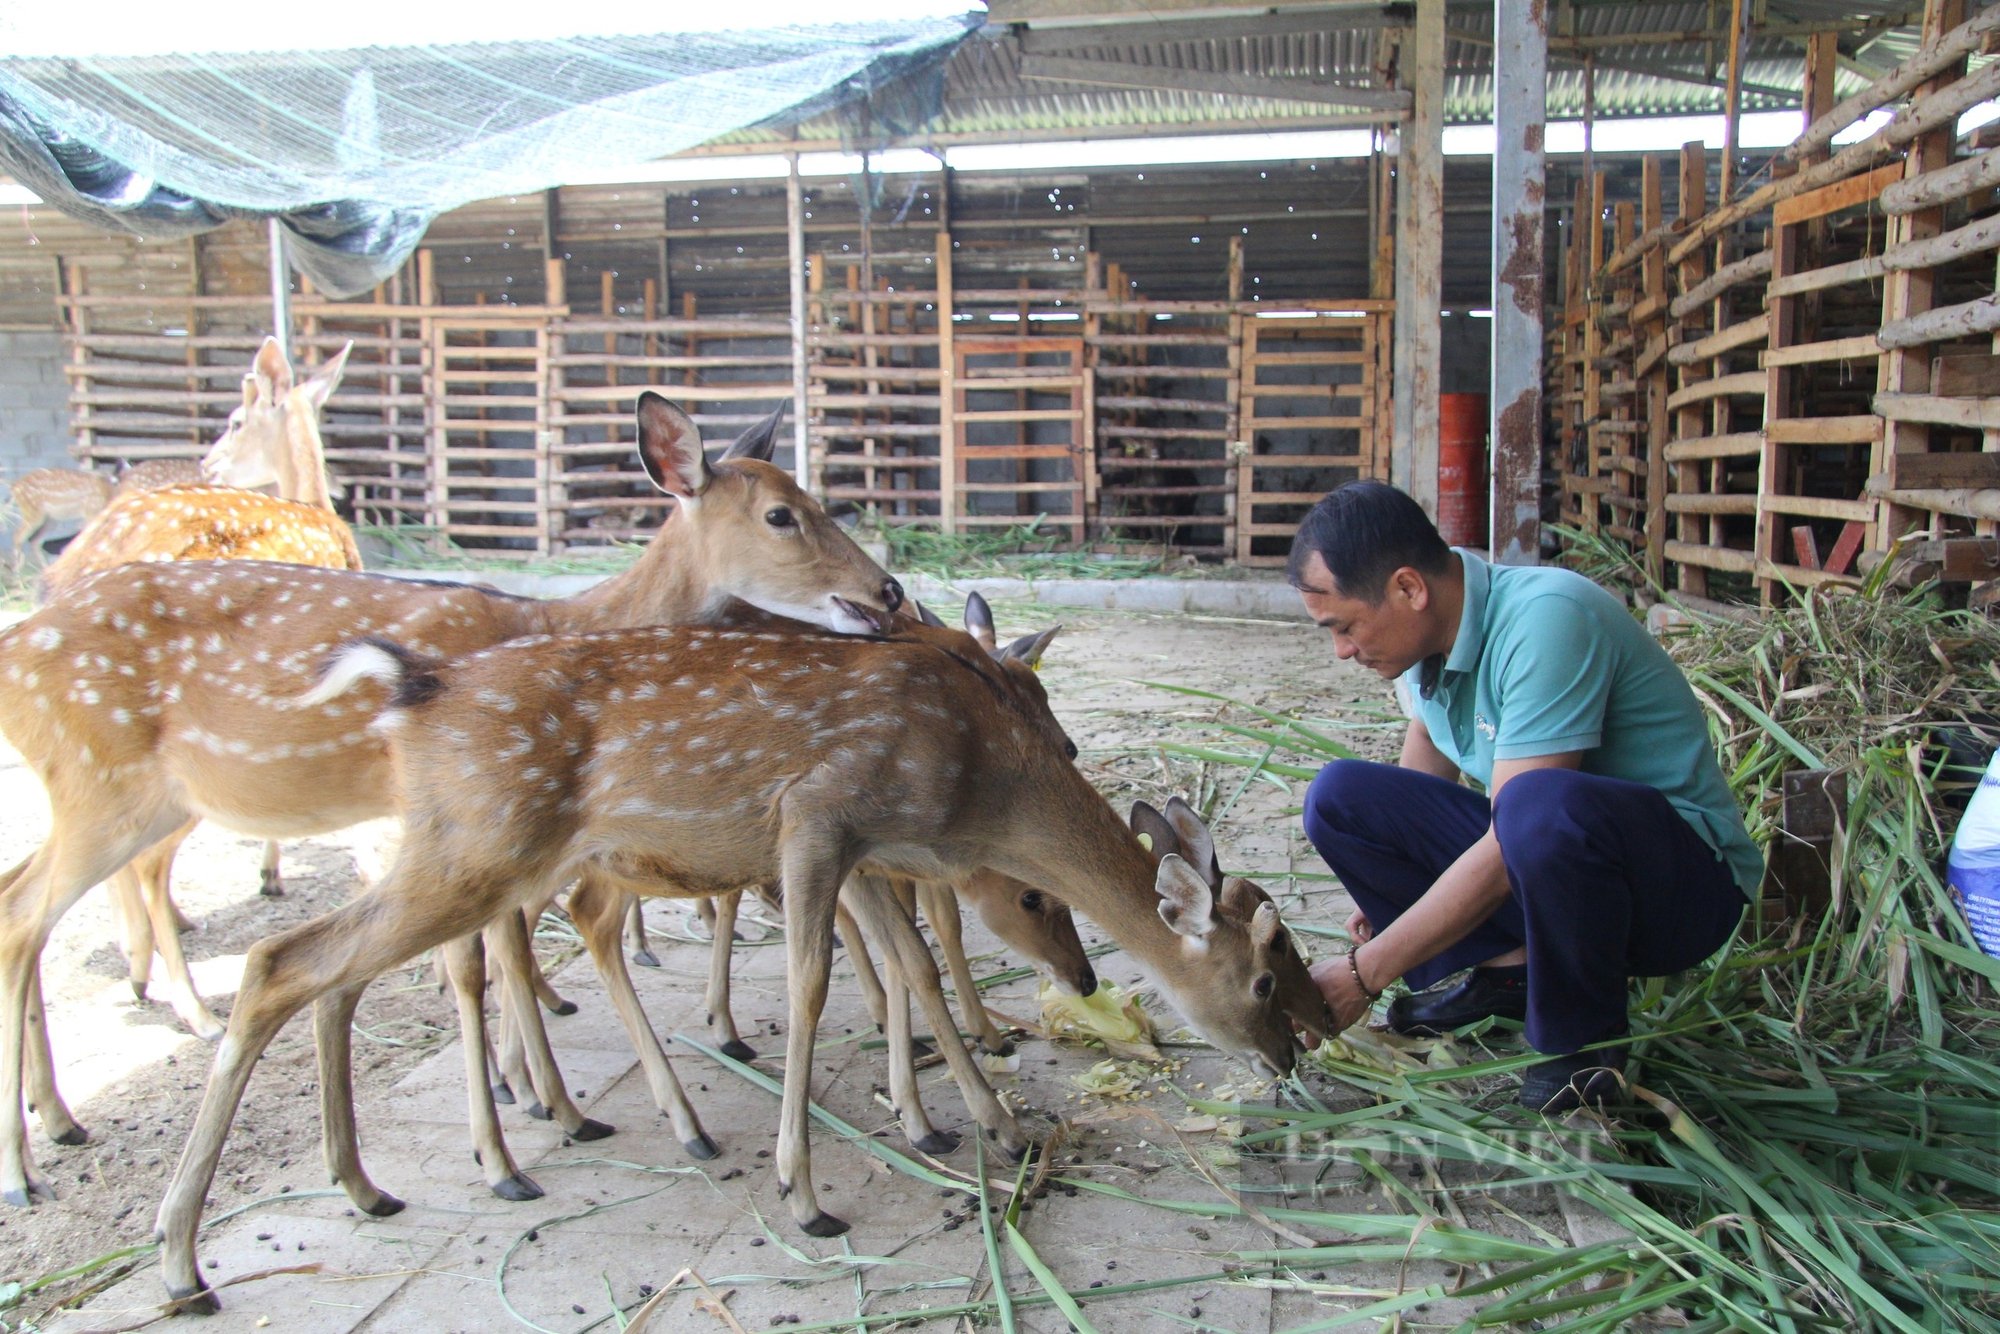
[2,807,189,1207]
[131,824,225,1040]
[259,840,283,897]
[24,967,82,1147]
[774,845,846,1237]
[920,881,1012,1057]
[487,939,539,1116]
[836,898,889,1031]
[437,933,540,1201]
[854,894,952,1155]
[623,897,658,968]
[313,981,405,1216]
[157,872,518,1311]
[486,912,611,1142]
[109,867,156,1004]
[703,890,752,1060]
[568,875,714,1159]
[845,875,1027,1166]
[521,894,577,1016]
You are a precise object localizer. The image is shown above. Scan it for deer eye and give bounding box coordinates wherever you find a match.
[1020,891,1044,912]
[1063,738,1078,761]
[765,506,796,529]
[1253,973,1275,1001]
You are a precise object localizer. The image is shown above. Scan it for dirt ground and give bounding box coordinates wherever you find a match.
[0,594,1407,1324]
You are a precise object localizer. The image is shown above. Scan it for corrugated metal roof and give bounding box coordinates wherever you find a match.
[726,0,1936,147]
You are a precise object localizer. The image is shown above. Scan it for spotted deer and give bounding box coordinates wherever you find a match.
[112,458,206,497]
[41,339,361,602]
[6,468,112,570]
[151,616,1333,1309]
[34,340,363,1038]
[0,393,904,1210]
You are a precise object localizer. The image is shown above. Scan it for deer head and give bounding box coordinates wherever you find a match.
[600,394,903,635]
[201,338,352,508]
[1131,797,1333,1077]
[957,871,1096,997]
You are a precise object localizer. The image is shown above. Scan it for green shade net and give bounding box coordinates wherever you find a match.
[0,16,974,296]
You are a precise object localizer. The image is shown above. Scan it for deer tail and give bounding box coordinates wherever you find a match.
[299,636,442,712]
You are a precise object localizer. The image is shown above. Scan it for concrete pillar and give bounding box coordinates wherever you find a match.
[1489,0,1548,565]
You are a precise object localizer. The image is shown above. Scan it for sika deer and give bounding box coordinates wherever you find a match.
[152,616,1332,1308]
[0,392,903,1209]
[6,468,111,570]
[41,340,361,602]
[36,341,362,1039]
[112,458,206,496]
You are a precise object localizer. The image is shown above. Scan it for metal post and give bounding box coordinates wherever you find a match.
[786,152,811,491]
[1391,0,1444,510]
[1490,0,1548,565]
[267,217,293,351]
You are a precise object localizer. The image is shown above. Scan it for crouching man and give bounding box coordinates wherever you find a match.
[1293,481,1760,1111]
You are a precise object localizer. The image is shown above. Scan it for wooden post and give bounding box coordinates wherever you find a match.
[936,228,958,534]
[1392,0,1444,510]
[786,152,811,491]
[1877,0,1967,553]
[1672,142,1712,598]
[546,257,569,553]
[1640,156,1670,586]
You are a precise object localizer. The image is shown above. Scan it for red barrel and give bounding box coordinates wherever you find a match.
[1436,393,1489,550]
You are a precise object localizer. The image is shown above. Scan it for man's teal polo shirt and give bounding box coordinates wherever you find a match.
[1400,550,1763,895]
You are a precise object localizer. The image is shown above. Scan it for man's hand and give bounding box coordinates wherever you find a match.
[1309,953,1375,1036]
[1346,908,1373,946]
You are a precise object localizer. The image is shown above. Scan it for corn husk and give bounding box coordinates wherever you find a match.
[1038,979,1162,1062]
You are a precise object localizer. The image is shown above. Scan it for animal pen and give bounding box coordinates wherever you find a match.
[35,179,1392,569]
[1550,1,2000,608]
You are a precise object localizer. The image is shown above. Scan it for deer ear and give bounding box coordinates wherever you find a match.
[913,600,946,629]
[240,375,259,411]
[998,625,1062,669]
[1130,800,1179,865]
[298,341,352,414]
[1162,796,1222,889]
[1249,901,1282,950]
[719,402,785,463]
[253,337,292,403]
[963,590,997,652]
[635,393,710,499]
[1156,854,1218,939]
[1218,877,1274,922]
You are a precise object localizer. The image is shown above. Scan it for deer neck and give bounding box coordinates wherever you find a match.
[548,514,724,634]
[276,411,336,513]
[1007,781,1191,980]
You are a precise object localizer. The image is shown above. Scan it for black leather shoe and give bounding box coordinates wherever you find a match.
[1384,968,1527,1036]
[1519,1053,1623,1113]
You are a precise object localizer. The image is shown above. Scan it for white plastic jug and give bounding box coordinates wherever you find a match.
[1947,749,2000,958]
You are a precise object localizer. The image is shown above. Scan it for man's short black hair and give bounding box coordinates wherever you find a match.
[1287,480,1454,603]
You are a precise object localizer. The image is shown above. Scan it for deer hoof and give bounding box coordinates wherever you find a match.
[801,1211,851,1239]
[130,980,150,1003]
[683,1133,720,1161]
[547,999,579,1017]
[259,878,284,898]
[912,1130,960,1156]
[523,1102,552,1121]
[359,1190,406,1218]
[50,1124,89,1148]
[979,1038,1017,1059]
[719,1040,758,1062]
[631,948,661,969]
[491,1080,515,1105]
[167,1278,220,1316]
[571,1117,616,1143]
[493,1173,544,1202]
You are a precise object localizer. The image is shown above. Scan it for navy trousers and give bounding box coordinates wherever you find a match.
[1302,760,1746,1054]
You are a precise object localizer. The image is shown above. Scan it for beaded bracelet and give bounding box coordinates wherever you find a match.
[1347,948,1382,1002]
